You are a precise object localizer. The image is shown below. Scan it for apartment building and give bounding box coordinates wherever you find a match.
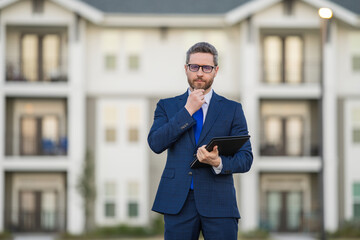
[0,0,359,235]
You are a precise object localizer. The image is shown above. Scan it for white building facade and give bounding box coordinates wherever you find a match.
[0,0,359,234]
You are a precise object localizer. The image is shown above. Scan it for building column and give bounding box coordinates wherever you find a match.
[322,20,338,231]
[67,15,86,234]
[0,13,5,232]
[239,19,259,231]
[0,95,4,232]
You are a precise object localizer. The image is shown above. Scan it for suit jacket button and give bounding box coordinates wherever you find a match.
[188,171,193,176]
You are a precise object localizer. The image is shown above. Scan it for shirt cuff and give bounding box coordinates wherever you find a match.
[212,157,223,174]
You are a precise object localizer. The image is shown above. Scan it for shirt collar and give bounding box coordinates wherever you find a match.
[187,88,213,105]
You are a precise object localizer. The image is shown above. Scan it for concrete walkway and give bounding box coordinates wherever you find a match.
[271,233,317,240]
[12,233,318,240]
[13,234,57,240]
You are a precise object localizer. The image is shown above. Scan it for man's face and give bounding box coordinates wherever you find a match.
[185,52,219,93]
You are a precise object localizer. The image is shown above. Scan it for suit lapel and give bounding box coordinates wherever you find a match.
[197,92,223,145]
[177,91,196,147]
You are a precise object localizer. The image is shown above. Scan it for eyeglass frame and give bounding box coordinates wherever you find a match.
[186,64,217,73]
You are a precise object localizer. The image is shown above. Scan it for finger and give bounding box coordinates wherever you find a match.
[213,145,218,152]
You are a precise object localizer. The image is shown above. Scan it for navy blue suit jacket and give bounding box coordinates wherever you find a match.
[148,91,253,218]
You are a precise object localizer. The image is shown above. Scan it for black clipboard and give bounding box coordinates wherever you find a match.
[190,135,250,169]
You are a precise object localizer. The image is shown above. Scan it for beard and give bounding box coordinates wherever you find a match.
[188,77,214,91]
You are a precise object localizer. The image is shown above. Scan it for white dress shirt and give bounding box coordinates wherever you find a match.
[188,88,223,174]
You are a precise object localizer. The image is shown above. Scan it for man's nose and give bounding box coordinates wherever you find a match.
[196,68,204,76]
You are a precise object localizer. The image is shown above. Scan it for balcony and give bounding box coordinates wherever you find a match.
[5,98,68,157]
[6,26,68,83]
[260,100,320,158]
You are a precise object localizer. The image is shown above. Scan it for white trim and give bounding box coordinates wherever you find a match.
[52,0,103,23]
[226,0,360,26]
[0,0,17,9]
[225,0,281,25]
[0,0,104,24]
[302,0,360,26]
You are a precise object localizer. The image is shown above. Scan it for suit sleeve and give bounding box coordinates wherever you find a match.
[217,103,253,174]
[148,99,196,154]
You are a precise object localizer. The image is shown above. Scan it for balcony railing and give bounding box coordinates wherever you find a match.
[5,210,65,232]
[21,137,68,156]
[6,62,68,83]
[259,210,320,232]
[262,60,321,84]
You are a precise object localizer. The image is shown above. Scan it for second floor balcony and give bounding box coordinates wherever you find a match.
[6,26,68,83]
[5,97,68,157]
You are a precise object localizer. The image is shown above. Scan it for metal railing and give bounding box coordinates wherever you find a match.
[259,210,320,232]
[6,61,68,82]
[5,210,65,232]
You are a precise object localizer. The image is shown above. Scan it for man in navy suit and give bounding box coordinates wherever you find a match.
[148,42,253,240]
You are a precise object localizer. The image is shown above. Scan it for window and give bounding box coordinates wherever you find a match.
[20,115,64,155]
[125,32,143,72]
[127,181,139,218]
[353,183,360,219]
[127,106,140,143]
[263,35,303,84]
[104,106,117,143]
[352,108,360,144]
[353,55,360,72]
[104,182,116,218]
[128,54,140,71]
[105,54,117,71]
[21,34,62,82]
[105,128,116,142]
[105,182,116,197]
[105,202,116,218]
[261,116,304,156]
[128,202,138,217]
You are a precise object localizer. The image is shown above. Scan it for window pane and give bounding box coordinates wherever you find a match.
[286,117,303,156]
[128,54,140,71]
[354,204,360,219]
[287,192,302,230]
[22,34,39,82]
[42,116,59,155]
[354,183,360,197]
[21,116,38,155]
[128,202,138,217]
[128,181,139,198]
[105,55,117,71]
[267,192,281,231]
[285,36,303,83]
[264,36,282,84]
[105,182,116,198]
[105,128,116,142]
[353,129,360,143]
[105,202,116,218]
[353,55,360,71]
[41,191,57,230]
[262,117,283,155]
[43,34,60,81]
[128,128,139,142]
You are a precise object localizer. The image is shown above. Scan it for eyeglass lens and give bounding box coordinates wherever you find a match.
[188,64,214,73]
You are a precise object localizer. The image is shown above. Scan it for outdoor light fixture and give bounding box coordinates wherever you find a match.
[318,7,333,19]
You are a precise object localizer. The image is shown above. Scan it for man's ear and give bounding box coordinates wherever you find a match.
[214,65,219,76]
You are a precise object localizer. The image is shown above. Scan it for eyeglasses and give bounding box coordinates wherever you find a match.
[187,64,216,73]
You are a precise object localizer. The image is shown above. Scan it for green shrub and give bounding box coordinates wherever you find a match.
[240,229,270,239]
[329,220,360,238]
[0,232,12,240]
